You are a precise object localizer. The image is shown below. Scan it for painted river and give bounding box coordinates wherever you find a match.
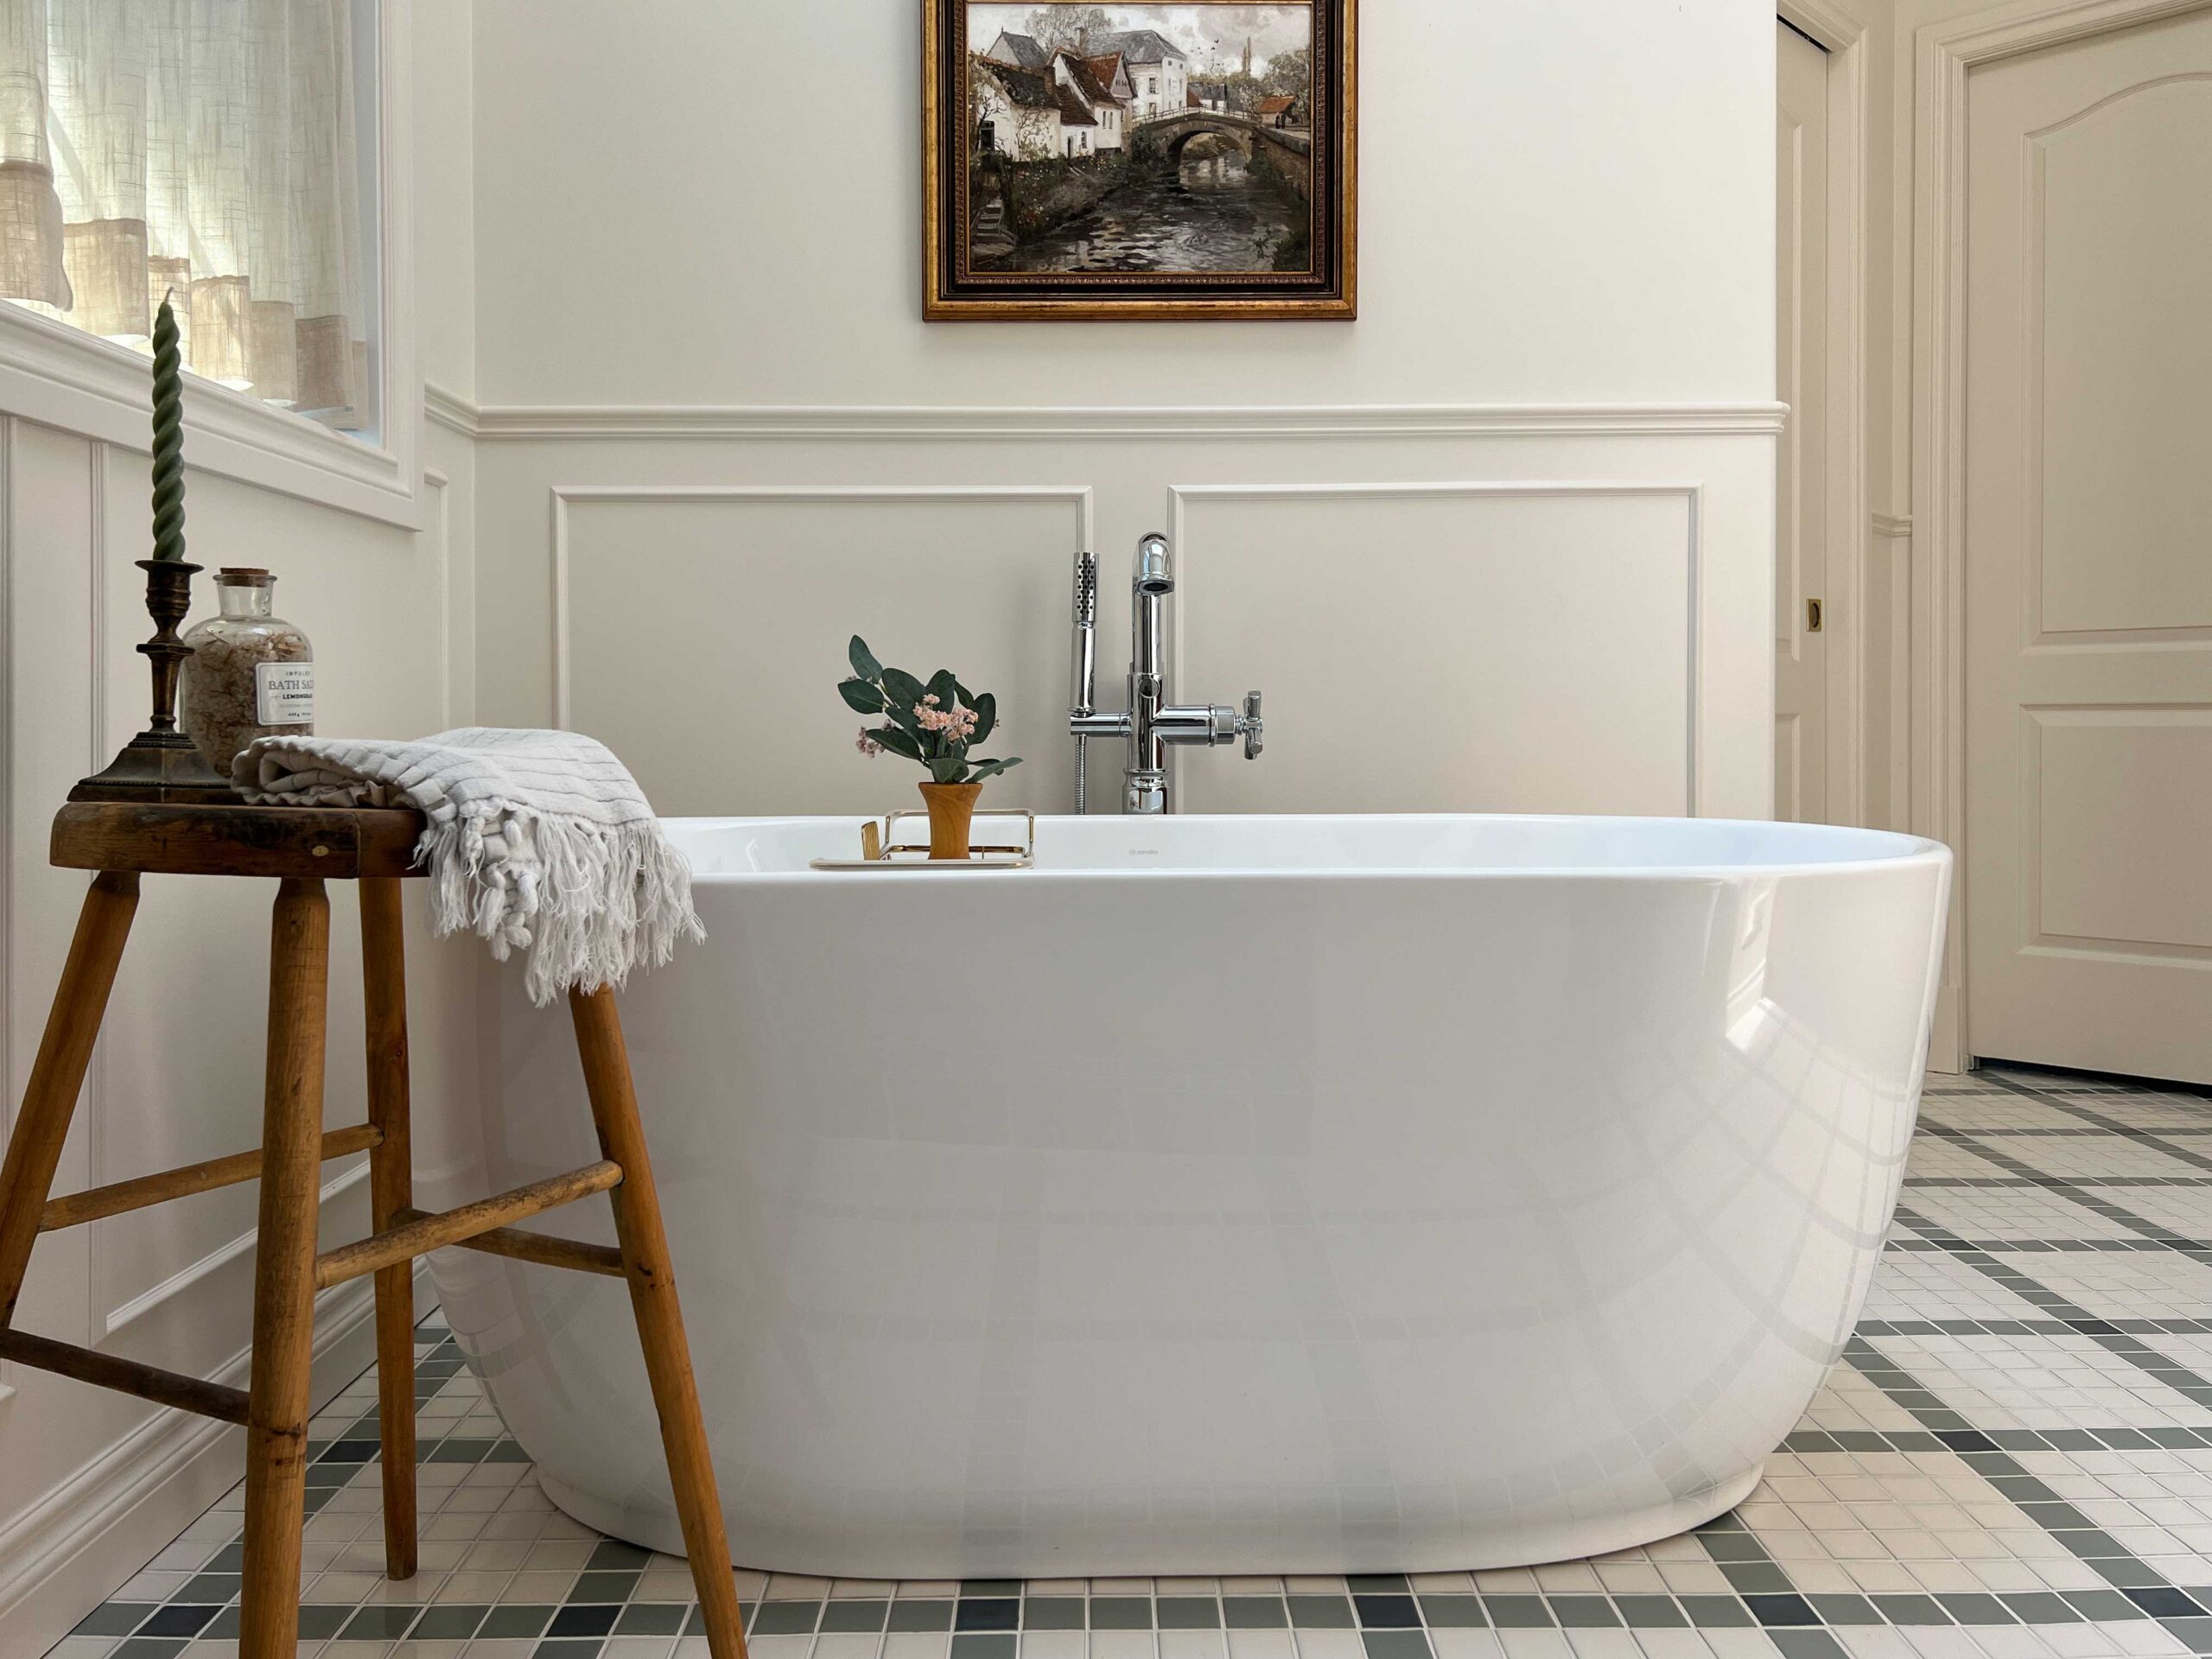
[988,148,1307,274]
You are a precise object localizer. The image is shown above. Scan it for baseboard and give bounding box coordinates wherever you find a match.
[0,1261,434,1656]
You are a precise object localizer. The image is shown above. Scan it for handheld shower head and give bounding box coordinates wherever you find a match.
[1135,532,1174,595]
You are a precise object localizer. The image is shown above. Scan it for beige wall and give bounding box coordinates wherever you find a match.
[0,8,478,1649]
[466,0,1785,821]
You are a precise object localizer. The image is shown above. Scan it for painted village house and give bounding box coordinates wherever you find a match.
[970,55,1065,160]
[1253,93,1299,129]
[1090,28,1187,119]
[1063,50,1133,149]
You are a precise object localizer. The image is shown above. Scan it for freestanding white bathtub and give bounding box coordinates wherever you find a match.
[431,813,1949,1577]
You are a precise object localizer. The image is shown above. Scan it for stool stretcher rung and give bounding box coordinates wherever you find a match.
[41,1123,383,1232]
[314,1160,623,1289]
[0,1326,251,1423]
[389,1205,626,1277]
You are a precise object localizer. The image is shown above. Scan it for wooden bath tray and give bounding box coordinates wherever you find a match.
[808,807,1035,870]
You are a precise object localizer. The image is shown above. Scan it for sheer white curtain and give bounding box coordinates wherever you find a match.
[0,0,368,426]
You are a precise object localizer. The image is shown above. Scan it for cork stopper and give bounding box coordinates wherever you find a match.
[216,567,274,587]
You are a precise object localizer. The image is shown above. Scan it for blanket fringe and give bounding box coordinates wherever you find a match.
[416,809,705,1007]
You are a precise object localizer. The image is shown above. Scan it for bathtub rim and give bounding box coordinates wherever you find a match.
[668,810,1952,884]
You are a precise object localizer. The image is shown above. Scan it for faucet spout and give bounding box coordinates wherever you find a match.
[1069,531,1261,816]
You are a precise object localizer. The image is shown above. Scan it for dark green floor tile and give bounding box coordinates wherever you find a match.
[549,1604,621,1637]
[1806,1594,1883,1625]
[962,1580,1022,1597]
[1358,1631,1429,1659]
[339,1605,420,1639]
[412,1605,490,1639]
[1479,1596,1554,1629]
[822,1599,890,1632]
[1021,1598,1085,1630]
[175,1572,240,1603]
[615,1604,691,1636]
[888,1600,955,1631]
[110,1643,185,1659]
[1547,1597,1620,1629]
[955,1599,1020,1632]
[752,1600,823,1635]
[1352,1595,1419,1628]
[1222,1597,1289,1629]
[586,1540,653,1569]
[71,1605,155,1637]
[1611,1597,1686,1628]
[951,1636,1016,1659]
[1285,1596,1354,1629]
[1871,1594,1953,1625]
[1998,1592,2082,1624]
[1675,1595,1755,1628]
[1415,1595,1485,1628]
[1348,1576,1411,1594]
[1156,1597,1221,1628]
[1719,1562,1796,1595]
[569,1571,640,1603]
[480,1604,559,1637]
[1936,1593,2016,1624]
[1090,1598,1155,1630]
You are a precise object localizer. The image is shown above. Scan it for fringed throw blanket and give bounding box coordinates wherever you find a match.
[235,728,703,1007]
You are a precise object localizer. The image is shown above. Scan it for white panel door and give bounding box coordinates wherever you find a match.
[1775,21,1828,822]
[1964,10,2212,1081]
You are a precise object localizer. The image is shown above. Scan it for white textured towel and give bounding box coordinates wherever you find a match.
[235,728,703,1006]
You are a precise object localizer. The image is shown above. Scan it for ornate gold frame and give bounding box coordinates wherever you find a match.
[923,0,1357,321]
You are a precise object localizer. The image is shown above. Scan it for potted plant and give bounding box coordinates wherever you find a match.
[839,636,1021,860]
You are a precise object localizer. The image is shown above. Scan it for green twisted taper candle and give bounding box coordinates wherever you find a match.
[149,291,185,561]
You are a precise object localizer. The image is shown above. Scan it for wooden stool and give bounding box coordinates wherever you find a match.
[0,803,747,1659]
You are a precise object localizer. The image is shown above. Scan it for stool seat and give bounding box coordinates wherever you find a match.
[0,803,747,1659]
[51,800,427,879]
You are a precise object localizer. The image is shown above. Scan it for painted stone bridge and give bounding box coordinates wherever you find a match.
[1129,111,1311,200]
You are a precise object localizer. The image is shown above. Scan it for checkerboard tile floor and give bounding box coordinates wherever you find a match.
[42,1064,2212,1659]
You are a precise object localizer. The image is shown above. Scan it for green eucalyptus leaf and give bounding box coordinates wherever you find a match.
[970,692,996,746]
[849,636,882,681]
[925,669,959,713]
[872,725,923,761]
[838,677,886,714]
[880,666,926,717]
[929,753,969,784]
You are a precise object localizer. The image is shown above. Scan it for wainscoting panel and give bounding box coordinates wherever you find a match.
[479,408,1779,823]
[1168,482,1700,816]
[0,410,470,1651]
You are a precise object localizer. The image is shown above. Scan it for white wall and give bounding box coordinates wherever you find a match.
[0,7,478,1649]
[467,0,1783,820]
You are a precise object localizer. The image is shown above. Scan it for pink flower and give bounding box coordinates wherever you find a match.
[915,702,979,741]
[855,728,884,756]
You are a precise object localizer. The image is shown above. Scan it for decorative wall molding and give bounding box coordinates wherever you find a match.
[1165,480,1706,815]
[0,1262,431,1655]
[549,483,1096,728]
[435,397,1788,443]
[1872,511,1913,538]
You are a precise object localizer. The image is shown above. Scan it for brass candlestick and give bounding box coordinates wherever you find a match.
[72,292,237,803]
[70,559,238,802]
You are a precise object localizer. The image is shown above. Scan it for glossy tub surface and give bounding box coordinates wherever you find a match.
[431,813,1950,1576]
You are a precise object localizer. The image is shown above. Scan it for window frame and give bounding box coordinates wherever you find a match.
[0,0,419,529]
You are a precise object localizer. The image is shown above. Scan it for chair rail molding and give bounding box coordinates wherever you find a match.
[444,398,1788,443]
[1909,0,2212,1068]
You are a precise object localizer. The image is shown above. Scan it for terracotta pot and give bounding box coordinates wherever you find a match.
[918,780,983,860]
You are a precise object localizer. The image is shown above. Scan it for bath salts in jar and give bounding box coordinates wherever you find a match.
[181,567,315,780]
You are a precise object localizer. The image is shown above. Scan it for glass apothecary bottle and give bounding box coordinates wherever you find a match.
[181,567,315,780]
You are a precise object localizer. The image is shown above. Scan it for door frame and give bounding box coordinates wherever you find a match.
[1777,1,1872,830]
[1909,0,2212,1071]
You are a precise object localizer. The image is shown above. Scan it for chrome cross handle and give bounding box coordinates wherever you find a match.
[1238,690,1263,760]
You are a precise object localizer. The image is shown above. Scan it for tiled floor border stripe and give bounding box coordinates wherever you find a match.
[1977,1072,2212,1174]
[1913,1119,2212,1255]
[1838,1339,2212,1649]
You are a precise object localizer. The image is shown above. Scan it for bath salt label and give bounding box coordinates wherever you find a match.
[255,661,315,725]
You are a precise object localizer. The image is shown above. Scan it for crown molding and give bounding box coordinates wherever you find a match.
[422,396,1788,443]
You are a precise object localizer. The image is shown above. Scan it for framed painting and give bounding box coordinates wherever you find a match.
[924,0,1357,320]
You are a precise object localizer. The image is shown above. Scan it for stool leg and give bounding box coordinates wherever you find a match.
[569,987,747,1659]
[360,878,417,1579]
[241,879,331,1659]
[0,871,139,1328]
